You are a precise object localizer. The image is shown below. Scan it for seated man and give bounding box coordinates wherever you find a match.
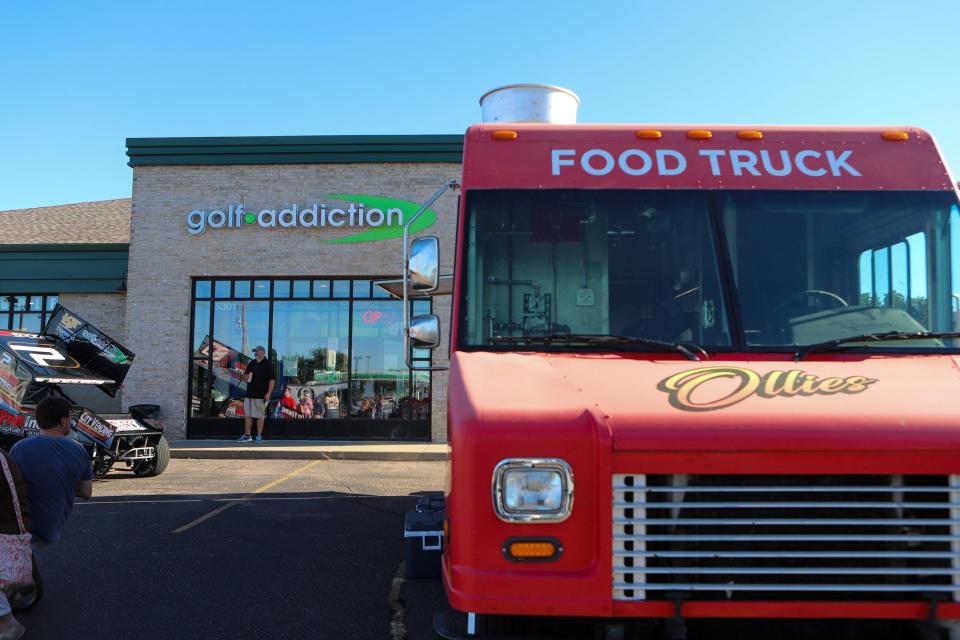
[10,396,93,546]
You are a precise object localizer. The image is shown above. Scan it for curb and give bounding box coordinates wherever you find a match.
[169,441,449,462]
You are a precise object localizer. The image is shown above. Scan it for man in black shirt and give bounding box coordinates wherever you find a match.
[239,346,275,443]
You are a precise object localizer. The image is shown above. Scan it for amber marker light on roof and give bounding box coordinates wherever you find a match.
[635,130,663,140]
[737,130,764,140]
[492,130,518,141]
[882,131,910,141]
[687,130,713,140]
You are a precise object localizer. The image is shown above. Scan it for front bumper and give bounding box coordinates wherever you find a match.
[444,450,960,622]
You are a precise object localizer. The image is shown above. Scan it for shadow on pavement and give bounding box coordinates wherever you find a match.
[19,490,426,640]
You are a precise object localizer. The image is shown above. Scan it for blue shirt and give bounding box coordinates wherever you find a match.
[10,435,92,543]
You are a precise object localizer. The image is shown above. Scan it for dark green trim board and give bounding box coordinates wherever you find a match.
[0,243,128,253]
[0,244,129,293]
[126,134,464,167]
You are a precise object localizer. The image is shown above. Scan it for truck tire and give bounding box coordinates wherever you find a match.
[134,435,170,477]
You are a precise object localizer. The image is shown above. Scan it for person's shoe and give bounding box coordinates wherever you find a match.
[237,435,252,443]
[0,619,26,640]
[255,436,263,443]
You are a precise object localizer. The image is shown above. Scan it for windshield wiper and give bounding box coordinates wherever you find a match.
[794,331,960,360]
[488,333,703,361]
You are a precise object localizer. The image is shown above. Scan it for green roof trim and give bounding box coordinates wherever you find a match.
[126,134,464,167]
[0,244,128,293]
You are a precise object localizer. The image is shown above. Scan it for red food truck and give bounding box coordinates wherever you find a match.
[395,86,960,639]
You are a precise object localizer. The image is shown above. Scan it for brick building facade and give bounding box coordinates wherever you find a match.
[0,136,464,442]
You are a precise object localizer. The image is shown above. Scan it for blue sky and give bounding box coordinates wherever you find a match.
[1,0,958,211]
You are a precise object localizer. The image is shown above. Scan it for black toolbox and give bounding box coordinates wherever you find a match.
[404,494,445,579]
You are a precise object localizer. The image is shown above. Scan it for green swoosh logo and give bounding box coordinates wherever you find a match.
[319,194,437,244]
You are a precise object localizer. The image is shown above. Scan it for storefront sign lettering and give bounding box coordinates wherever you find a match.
[186,193,439,244]
[657,366,877,412]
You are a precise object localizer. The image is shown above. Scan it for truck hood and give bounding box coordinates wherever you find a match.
[449,351,960,451]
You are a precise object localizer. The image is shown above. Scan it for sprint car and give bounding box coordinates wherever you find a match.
[0,305,169,477]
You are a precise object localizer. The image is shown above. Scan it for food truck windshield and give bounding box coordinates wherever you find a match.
[458,189,960,352]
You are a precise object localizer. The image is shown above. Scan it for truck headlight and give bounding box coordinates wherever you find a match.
[493,459,574,523]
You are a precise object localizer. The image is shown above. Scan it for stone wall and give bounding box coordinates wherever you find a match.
[126,163,460,440]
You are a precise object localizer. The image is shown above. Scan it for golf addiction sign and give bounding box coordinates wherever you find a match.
[186,193,438,244]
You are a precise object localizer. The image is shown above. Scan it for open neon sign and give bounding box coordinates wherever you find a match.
[362,310,384,324]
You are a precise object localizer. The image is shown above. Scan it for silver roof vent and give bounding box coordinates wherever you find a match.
[479,84,580,124]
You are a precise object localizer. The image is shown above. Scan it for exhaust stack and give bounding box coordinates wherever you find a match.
[479,84,580,124]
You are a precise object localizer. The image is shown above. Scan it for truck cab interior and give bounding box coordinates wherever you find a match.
[460,189,960,351]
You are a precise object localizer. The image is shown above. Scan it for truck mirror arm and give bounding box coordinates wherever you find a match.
[403,179,460,371]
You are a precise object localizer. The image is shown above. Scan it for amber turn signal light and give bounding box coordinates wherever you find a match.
[502,538,563,562]
[635,130,663,140]
[687,130,713,140]
[882,131,910,141]
[492,130,518,141]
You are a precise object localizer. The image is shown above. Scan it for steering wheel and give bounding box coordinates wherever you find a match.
[771,290,849,317]
[764,290,849,343]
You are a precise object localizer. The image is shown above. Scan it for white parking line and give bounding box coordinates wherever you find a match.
[80,495,356,506]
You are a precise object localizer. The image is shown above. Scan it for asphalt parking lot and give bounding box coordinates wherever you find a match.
[13,459,934,640]
[16,458,448,640]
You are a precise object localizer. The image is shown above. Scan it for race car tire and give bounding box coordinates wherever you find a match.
[133,435,170,477]
[9,555,43,612]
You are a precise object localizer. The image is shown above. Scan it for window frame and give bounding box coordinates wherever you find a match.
[187,277,431,438]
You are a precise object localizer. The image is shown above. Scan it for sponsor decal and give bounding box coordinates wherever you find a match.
[551,148,861,179]
[77,328,129,364]
[657,366,877,412]
[8,332,40,339]
[34,377,108,384]
[0,408,25,436]
[185,194,438,243]
[8,343,78,368]
[59,312,82,331]
[22,415,39,436]
[53,311,130,366]
[106,419,149,433]
[75,409,116,446]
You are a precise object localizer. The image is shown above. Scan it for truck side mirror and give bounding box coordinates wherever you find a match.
[409,236,439,293]
[409,314,441,350]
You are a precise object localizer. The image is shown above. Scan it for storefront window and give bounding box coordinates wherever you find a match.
[188,278,431,439]
[272,301,349,419]
[292,280,310,298]
[0,295,59,332]
[192,301,210,353]
[353,280,371,297]
[253,280,270,298]
[201,301,270,418]
[350,300,405,420]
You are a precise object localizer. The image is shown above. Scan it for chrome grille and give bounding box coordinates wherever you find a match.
[613,474,960,601]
